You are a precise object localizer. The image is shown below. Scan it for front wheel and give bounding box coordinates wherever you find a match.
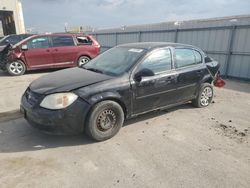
[192,83,214,108]
[85,100,124,141]
[6,60,26,76]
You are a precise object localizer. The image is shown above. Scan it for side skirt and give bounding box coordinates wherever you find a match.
[128,98,194,119]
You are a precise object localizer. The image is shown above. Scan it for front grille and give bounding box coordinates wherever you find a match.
[25,88,44,106]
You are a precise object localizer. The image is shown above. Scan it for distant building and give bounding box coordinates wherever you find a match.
[0,0,25,36]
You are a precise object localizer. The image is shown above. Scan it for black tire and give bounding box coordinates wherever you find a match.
[85,100,124,141]
[77,56,90,67]
[192,83,214,108]
[6,60,26,76]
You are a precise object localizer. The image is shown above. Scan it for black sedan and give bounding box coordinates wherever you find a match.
[21,42,221,141]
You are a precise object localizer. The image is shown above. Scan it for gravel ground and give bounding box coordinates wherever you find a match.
[0,79,249,188]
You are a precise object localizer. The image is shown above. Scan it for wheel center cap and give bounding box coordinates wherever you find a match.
[101,117,112,129]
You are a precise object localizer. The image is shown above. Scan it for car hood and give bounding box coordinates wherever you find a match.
[30,67,113,94]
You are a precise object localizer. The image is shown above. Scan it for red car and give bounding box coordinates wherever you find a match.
[3,33,100,76]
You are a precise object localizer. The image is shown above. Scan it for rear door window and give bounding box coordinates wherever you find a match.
[174,48,202,68]
[193,50,202,64]
[27,37,50,49]
[52,36,75,47]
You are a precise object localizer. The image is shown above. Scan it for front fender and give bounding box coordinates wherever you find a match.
[86,91,130,118]
[88,91,122,105]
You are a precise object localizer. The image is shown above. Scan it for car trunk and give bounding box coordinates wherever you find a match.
[205,57,220,77]
[205,57,225,87]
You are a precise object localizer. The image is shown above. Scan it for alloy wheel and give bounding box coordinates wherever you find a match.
[78,57,90,67]
[200,87,213,106]
[9,61,24,75]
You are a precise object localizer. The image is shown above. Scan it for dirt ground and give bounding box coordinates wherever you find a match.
[0,77,249,187]
[0,70,48,113]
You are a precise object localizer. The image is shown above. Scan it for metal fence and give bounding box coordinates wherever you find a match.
[91,20,250,80]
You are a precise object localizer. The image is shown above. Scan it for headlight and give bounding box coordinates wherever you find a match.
[40,93,78,110]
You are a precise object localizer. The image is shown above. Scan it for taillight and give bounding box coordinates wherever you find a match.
[214,72,225,88]
[214,78,226,88]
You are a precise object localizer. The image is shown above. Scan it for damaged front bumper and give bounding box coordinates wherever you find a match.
[0,53,7,70]
[0,45,12,70]
[20,89,91,135]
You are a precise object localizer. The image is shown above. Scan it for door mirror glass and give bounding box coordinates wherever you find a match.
[134,68,154,82]
[21,44,28,50]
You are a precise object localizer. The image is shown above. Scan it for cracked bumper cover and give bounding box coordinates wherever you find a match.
[21,94,91,135]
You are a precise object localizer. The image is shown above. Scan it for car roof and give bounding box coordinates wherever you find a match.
[47,33,85,37]
[27,33,88,38]
[118,42,197,50]
[12,33,90,47]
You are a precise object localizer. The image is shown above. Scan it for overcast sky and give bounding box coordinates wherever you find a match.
[22,0,250,33]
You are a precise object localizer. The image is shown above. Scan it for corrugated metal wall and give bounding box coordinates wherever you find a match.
[91,15,250,80]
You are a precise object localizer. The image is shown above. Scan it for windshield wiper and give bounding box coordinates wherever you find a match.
[84,67,104,74]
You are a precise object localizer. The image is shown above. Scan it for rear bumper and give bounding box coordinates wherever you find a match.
[21,92,91,135]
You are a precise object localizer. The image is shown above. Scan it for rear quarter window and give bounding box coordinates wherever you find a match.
[77,36,92,45]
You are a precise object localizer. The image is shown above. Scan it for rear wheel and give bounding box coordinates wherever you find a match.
[77,56,90,67]
[85,100,124,141]
[6,60,26,76]
[192,83,213,108]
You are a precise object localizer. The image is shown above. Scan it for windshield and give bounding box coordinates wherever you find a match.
[83,47,146,76]
[0,36,10,45]
[12,35,34,48]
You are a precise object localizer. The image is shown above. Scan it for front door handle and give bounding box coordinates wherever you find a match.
[158,79,172,84]
[166,76,175,80]
[197,70,203,73]
[138,78,156,86]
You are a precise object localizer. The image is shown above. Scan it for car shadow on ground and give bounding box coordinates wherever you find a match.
[0,103,193,153]
[0,118,93,153]
[124,103,193,126]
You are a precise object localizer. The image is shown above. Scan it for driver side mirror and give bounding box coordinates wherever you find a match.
[21,44,28,50]
[205,56,212,63]
[134,68,154,82]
